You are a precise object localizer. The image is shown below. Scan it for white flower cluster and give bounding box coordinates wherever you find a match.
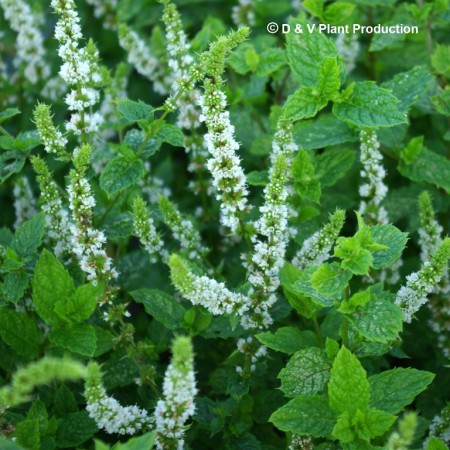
[291,0,303,11]
[395,239,450,323]
[118,24,167,95]
[232,0,256,27]
[358,129,388,224]
[198,82,249,232]
[85,0,118,30]
[152,337,197,450]
[158,196,207,262]
[0,0,49,84]
[289,435,314,450]
[13,176,36,230]
[133,197,165,264]
[169,254,249,317]
[68,151,117,286]
[292,210,345,270]
[243,154,290,329]
[428,405,450,447]
[41,76,68,102]
[51,0,103,135]
[236,336,267,374]
[85,365,151,435]
[140,162,172,204]
[336,33,360,74]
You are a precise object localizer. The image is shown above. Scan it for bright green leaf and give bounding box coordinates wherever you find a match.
[49,324,97,357]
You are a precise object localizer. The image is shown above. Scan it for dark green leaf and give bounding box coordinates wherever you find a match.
[49,324,97,357]
[100,157,145,196]
[256,327,317,354]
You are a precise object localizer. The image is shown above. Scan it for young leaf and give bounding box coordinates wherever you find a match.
[292,151,321,203]
[369,225,408,269]
[284,86,328,122]
[365,408,396,438]
[10,213,45,259]
[117,99,153,123]
[279,347,331,397]
[256,327,318,355]
[328,347,370,416]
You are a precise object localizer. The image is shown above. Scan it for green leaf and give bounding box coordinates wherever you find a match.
[117,99,153,123]
[332,411,355,443]
[279,347,331,397]
[427,437,449,450]
[0,107,20,124]
[338,288,371,314]
[112,431,156,450]
[155,123,184,147]
[286,16,338,87]
[310,263,352,299]
[270,395,336,438]
[317,57,341,101]
[333,82,407,128]
[323,3,356,24]
[3,271,28,304]
[348,293,403,342]
[315,149,355,187]
[365,408,396,438]
[292,151,321,203]
[11,213,45,259]
[255,327,317,354]
[0,437,26,450]
[32,250,74,326]
[381,65,434,112]
[369,225,408,269]
[293,114,358,150]
[284,86,328,122]
[256,48,286,77]
[0,150,26,184]
[15,418,40,450]
[398,145,450,194]
[431,45,450,79]
[55,411,98,448]
[368,368,435,414]
[328,347,370,416]
[0,308,43,359]
[334,237,373,276]
[124,129,160,158]
[54,283,103,324]
[100,157,145,196]
[131,288,186,330]
[246,170,268,186]
[49,324,97,357]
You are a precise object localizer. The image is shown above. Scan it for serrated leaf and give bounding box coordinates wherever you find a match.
[270,395,336,438]
[117,99,153,123]
[155,123,184,147]
[369,368,435,414]
[100,157,145,196]
[431,45,450,79]
[332,411,354,443]
[315,149,355,187]
[124,129,160,158]
[0,107,21,123]
[426,437,449,450]
[381,65,434,112]
[348,294,403,343]
[286,16,338,87]
[318,57,341,101]
[255,327,317,354]
[292,151,321,203]
[55,411,98,448]
[3,271,28,304]
[365,408,396,438]
[310,263,352,298]
[49,324,97,357]
[279,347,331,397]
[333,82,407,128]
[0,309,43,359]
[15,418,40,450]
[11,213,45,259]
[328,347,370,415]
[112,431,156,450]
[131,288,186,330]
[256,48,286,77]
[32,250,74,326]
[284,86,327,121]
[0,150,26,184]
[370,224,408,269]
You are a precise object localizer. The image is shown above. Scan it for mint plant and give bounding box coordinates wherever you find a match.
[1,0,450,449]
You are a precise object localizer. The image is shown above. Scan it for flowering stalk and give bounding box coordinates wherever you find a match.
[158,195,207,262]
[386,412,417,450]
[133,197,164,263]
[289,435,314,450]
[336,33,360,74]
[0,0,49,84]
[152,336,197,450]
[85,362,151,435]
[395,238,450,323]
[292,209,345,270]
[51,0,103,137]
[33,103,69,159]
[13,176,36,230]
[358,129,388,225]
[169,254,249,316]
[232,0,257,26]
[68,144,117,290]
[198,27,250,232]
[427,404,450,448]
[242,154,290,329]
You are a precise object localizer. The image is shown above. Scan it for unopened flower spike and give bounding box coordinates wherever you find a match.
[133,197,164,263]
[395,238,450,323]
[85,362,151,435]
[158,195,207,262]
[292,209,345,270]
[169,254,249,317]
[358,128,388,225]
[32,156,72,257]
[152,336,197,450]
[386,412,417,450]
[198,27,251,232]
[0,0,50,84]
[33,103,69,159]
[242,153,290,329]
[68,144,118,289]
[51,0,103,135]
[13,176,37,230]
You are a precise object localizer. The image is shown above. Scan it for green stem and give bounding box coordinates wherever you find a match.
[312,316,323,346]
[341,317,350,348]
[0,126,13,138]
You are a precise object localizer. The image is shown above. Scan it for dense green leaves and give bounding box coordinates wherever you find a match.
[100,157,145,196]
[256,327,317,354]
